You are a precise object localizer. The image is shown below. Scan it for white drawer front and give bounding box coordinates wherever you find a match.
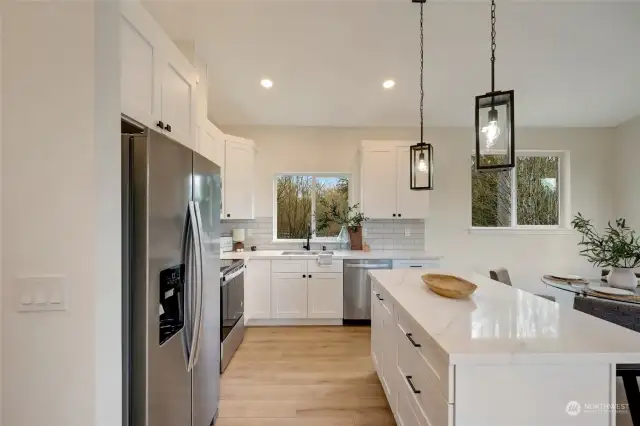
[307,259,343,273]
[393,260,440,269]
[271,260,307,273]
[397,330,453,426]
[395,303,452,402]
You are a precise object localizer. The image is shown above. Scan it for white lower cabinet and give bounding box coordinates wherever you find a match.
[307,273,343,319]
[396,386,426,426]
[244,260,271,320]
[373,280,454,426]
[371,284,394,399]
[271,273,308,318]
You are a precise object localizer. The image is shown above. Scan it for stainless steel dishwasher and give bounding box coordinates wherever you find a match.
[343,259,393,324]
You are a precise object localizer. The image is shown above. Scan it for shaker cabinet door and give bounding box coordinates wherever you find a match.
[307,274,343,319]
[361,149,397,219]
[271,273,307,319]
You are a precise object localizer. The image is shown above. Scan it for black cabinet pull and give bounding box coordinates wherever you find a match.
[164,123,172,132]
[398,213,402,218]
[226,213,230,218]
[376,293,384,301]
[409,265,421,268]
[392,213,396,217]
[308,274,312,278]
[406,376,421,394]
[302,274,306,278]
[156,120,164,128]
[406,333,421,347]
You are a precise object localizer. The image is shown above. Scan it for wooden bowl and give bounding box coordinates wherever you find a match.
[422,274,477,299]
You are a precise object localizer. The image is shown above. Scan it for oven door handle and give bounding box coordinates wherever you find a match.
[222,266,244,283]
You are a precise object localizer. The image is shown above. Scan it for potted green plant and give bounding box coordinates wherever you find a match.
[317,200,369,250]
[571,213,640,290]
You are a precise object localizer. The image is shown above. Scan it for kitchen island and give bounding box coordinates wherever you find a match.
[369,268,640,426]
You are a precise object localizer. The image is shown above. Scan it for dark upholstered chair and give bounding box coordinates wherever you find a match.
[489,267,556,302]
[573,296,640,424]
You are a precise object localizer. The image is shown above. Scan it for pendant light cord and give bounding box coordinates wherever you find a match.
[490,0,496,92]
[419,1,424,145]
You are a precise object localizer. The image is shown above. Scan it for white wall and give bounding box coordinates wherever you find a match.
[613,115,640,226]
[1,2,121,426]
[223,125,614,293]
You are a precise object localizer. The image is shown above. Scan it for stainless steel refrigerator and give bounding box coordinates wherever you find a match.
[122,119,221,426]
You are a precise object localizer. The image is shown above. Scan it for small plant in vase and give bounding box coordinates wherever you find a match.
[571,213,640,290]
[317,200,369,250]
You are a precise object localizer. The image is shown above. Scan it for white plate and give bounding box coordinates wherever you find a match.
[588,285,635,296]
[549,273,584,281]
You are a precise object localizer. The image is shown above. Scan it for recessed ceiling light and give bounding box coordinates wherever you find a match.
[383,80,396,89]
[261,79,273,88]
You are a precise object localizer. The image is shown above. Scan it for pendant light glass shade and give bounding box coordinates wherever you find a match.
[474,0,515,172]
[475,90,514,171]
[410,143,433,190]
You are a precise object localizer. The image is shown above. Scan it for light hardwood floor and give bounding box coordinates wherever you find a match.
[217,326,395,426]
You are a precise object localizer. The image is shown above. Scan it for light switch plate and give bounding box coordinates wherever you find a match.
[405,228,411,237]
[15,275,68,313]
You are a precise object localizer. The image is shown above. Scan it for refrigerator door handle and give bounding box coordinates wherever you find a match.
[180,205,194,368]
[191,202,206,366]
[187,201,204,372]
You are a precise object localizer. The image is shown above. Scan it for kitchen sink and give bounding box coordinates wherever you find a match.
[281,250,334,256]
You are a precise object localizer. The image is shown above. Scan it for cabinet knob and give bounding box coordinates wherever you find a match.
[303,274,306,278]
[392,213,396,217]
[308,274,312,278]
[156,121,164,129]
[164,123,172,132]
[226,214,230,218]
[398,213,402,218]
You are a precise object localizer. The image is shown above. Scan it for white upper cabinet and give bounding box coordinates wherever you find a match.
[361,141,429,220]
[160,58,195,147]
[120,1,196,149]
[120,14,158,128]
[223,137,255,219]
[197,119,225,166]
[361,148,397,219]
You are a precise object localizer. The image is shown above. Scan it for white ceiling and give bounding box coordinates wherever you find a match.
[143,1,640,128]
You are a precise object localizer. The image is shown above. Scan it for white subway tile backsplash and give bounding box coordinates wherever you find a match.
[220,217,425,250]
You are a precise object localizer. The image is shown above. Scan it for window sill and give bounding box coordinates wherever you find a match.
[468,227,573,235]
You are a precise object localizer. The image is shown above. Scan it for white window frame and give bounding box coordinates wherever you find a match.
[273,172,352,242]
[469,150,572,234]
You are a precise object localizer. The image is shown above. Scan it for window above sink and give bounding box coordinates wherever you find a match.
[274,173,350,242]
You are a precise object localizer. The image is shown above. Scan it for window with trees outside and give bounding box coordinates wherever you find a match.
[275,174,349,240]
[471,151,567,229]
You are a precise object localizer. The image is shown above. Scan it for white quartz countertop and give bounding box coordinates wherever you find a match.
[370,268,640,365]
[220,250,442,261]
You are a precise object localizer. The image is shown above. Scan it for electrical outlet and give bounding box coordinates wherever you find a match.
[405,228,411,237]
[363,228,368,237]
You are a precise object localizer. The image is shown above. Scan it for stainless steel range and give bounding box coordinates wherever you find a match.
[220,259,244,372]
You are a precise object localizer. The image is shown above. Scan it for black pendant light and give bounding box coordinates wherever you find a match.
[410,0,434,191]
[475,0,515,172]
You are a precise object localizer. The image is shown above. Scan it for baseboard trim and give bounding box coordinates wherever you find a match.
[246,318,343,326]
